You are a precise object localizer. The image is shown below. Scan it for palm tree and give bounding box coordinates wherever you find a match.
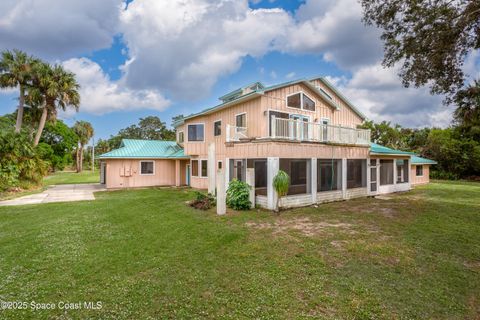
[272,170,290,213]
[73,121,94,173]
[30,63,80,146]
[0,49,37,133]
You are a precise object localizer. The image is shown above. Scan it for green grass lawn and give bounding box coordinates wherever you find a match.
[0,181,478,319]
[43,170,99,186]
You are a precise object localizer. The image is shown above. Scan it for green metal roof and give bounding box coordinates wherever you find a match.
[370,143,415,156]
[411,155,437,165]
[98,139,188,159]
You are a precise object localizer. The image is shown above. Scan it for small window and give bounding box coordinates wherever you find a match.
[192,160,199,176]
[236,113,246,128]
[214,120,221,136]
[140,161,154,175]
[218,161,222,170]
[201,160,208,177]
[303,94,315,111]
[416,165,423,176]
[178,131,184,143]
[188,124,204,141]
[287,93,301,109]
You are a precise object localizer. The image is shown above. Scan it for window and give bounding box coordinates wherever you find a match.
[380,160,394,185]
[201,160,208,177]
[347,159,366,189]
[214,120,221,136]
[416,165,423,176]
[191,160,199,176]
[236,113,246,128]
[178,131,184,143]
[140,161,154,175]
[287,93,301,109]
[318,159,342,191]
[303,94,315,111]
[187,124,204,141]
[286,92,316,111]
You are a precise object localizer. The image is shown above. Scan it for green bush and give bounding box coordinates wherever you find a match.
[0,130,48,191]
[189,191,216,210]
[273,170,290,212]
[226,179,251,210]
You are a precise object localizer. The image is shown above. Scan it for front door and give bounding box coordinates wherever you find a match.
[186,164,190,186]
[370,159,378,194]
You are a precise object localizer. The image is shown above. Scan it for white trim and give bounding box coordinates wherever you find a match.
[186,123,205,142]
[320,117,330,124]
[217,160,223,170]
[139,160,155,175]
[200,159,208,178]
[213,119,222,137]
[191,159,199,177]
[286,91,316,112]
[191,158,208,178]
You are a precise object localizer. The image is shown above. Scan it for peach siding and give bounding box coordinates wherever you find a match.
[411,165,430,185]
[263,82,364,128]
[225,141,369,159]
[105,159,177,189]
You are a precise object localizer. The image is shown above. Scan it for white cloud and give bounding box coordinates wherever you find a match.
[285,72,296,79]
[62,58,170,115]
[0,0,122,58]
[119,0,292,99]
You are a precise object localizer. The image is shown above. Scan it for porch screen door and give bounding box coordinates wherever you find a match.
[370,159,378,193]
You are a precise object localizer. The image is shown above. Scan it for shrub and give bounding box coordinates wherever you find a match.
[189,191,216,210]
[226,179,251,210]
[273,170,290,212]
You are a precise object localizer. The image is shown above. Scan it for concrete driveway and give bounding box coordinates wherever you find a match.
[0,184,106,206]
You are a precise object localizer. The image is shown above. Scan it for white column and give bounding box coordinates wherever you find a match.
[225,158,230,191]
[393,158,397,187]
[342,158,347,199]
[311,158,317,204]
[216,169,226,215]
[366,157,371,194]
[246,168,255,209]
[208,143,215,194]
[267,157,279,210]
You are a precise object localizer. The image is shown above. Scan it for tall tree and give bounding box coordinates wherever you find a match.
[29,63,80,146]
[117,116,175,141]
[361,0,480,101]
[73,121,94,173]
[0,49,37,133]
[453,80,480,140]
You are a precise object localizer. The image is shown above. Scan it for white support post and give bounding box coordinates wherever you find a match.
[267,157,279,210]
[342,158,347,199]
[216,169,226,215]
[246,168,255,209]
[226,124,231,142]
[366,156,371,194]
[225,158,230,191]
[393,158,397,187]
[311,158,317,204]
[271,116,276,138]
[208,143,216,194]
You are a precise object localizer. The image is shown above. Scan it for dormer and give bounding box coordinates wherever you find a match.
[219,82,265,103]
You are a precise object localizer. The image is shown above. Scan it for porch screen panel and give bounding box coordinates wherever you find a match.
[317,159,342,191]
[380,160,394,185]
[347,159,366,189]
[280,159,309,195]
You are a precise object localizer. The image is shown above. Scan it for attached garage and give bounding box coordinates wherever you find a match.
[98,139,189,189]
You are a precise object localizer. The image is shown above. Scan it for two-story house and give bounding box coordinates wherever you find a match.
[99,77,436,209]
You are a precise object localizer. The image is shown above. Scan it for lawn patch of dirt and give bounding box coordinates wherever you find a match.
[245,217,355,237]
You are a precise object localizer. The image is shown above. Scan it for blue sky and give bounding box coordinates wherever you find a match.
[1,0,477,141]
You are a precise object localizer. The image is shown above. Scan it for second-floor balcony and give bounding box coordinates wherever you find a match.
[226,116,371,146]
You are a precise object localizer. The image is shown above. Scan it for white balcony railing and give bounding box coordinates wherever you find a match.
[270,117,370,145]
[226,124,248,142]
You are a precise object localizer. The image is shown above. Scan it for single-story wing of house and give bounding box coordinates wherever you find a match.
[410,155,438,185]
[98,139,190,189]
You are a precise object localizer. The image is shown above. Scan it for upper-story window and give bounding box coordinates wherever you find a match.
[178,131,184,143]
[214,120,221,136]
[287,92,316,111]
[187,124,204,141]
[236,113,246,128]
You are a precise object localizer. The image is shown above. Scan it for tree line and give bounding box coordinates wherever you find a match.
[0,49,93,192]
